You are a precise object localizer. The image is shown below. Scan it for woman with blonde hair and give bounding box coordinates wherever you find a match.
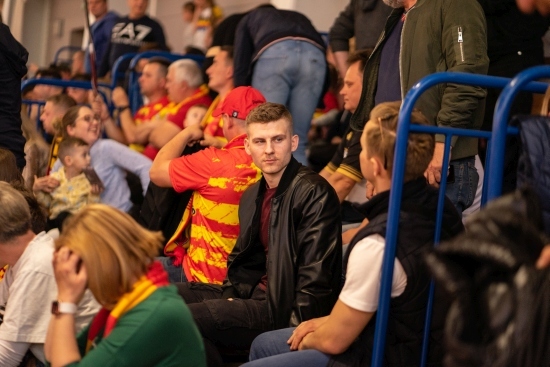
[45,204,206,367]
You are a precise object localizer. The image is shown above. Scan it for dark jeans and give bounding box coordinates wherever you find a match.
[177,282,270,367]
[445,156,479,214]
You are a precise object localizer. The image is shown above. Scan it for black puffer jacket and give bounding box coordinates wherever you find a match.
[426,187,550,367]
[222,157,342,329]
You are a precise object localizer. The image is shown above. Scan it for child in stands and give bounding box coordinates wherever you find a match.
[34,137,101,230]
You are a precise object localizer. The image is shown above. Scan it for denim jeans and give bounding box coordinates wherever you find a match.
[445,156,479,214]
[243,327,330,367]
[252,40,327,165]
[156,256,187,283]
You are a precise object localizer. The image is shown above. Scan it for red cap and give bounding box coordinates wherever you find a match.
[212,86,266,120]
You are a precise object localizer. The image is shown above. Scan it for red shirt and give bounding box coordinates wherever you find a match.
[142,86,212,160]
[166,134,262,284]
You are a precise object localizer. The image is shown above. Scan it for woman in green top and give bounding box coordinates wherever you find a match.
[45,204,206,367]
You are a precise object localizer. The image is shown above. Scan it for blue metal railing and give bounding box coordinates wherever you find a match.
[21,78,111,134]
[371,71,549,367]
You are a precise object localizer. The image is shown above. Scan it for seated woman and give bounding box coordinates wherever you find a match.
[45,204,206,367]
[42,105,152,216]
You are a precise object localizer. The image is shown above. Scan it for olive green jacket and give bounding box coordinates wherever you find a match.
[352,0,489,160]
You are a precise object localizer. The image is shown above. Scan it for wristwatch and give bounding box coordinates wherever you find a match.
[51,301,77,315]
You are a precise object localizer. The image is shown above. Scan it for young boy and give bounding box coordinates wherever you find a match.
[244,101,464,367]
[34,137,101,230]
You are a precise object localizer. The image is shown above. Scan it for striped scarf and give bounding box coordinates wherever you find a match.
[85,261,169,353]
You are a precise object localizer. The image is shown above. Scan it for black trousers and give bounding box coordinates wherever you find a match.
[176,282,270,367]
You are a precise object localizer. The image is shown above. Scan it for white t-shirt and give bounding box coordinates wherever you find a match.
[339,234,408,313]
[0,232,99,364]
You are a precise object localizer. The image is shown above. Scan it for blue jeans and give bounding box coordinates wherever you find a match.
[243,328,330,367]
[252,40,327,165]
[156,256,187,283]
[445,156,479,214]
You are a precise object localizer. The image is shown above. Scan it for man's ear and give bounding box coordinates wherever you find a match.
[370,156,382,177]
[290,134,299,152]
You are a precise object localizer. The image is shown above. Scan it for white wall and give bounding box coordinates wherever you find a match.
[11,0,349,68]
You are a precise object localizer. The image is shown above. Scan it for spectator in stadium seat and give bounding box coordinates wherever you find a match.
[98,57,171,153]
[145,59,211,160]
[44,204,206,367]
[173,102,341,367]
[149,86,265,284]
[199,46,235,148]
[0,182,98,367]
[52,105,152,216]
[244,101,463,367]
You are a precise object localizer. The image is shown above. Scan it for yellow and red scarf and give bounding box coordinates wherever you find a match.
[85,261,169,353]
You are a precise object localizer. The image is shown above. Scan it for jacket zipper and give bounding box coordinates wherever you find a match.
[458,26,465,62]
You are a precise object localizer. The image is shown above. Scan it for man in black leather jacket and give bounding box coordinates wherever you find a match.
[177,102,342,367]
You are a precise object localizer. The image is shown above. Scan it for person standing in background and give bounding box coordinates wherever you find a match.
[0,21,28,170]
[84,0,119,74]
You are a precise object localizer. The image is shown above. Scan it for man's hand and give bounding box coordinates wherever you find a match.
[184,124,205,145]
[33,175,60,193]
[425,142,447,188]
[112,87,130,108]
[90,184,103,196]
[536,245,550,269]
[366,180,375,199]
[200,134,224,149]
[287,317,326,351]
[91,95,110,122]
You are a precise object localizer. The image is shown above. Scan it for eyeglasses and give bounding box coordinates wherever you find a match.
[76,114,100,124]
[377,113,398,170]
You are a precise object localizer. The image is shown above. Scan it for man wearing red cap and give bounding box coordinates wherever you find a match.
[150,86,265,285]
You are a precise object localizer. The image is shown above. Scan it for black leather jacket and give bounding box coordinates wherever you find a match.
[222,157,342,329]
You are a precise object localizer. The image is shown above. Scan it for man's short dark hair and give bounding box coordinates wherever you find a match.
[36,67,62,80]
[46,93,77,110]
[246,102,294,132]
[148,57,171,78]
[347,49,373,72]
[220,46,234,62]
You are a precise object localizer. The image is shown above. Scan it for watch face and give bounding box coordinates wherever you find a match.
[51,301,60,315]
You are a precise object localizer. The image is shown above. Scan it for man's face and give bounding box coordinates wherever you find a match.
[139,63,165,97]
[340,61,363,113]
[245,118,298,186]
[40,102,60,135]
[88,0,108,18]
[165,67,185,103]
[127,0,148,18]
[206,51,233,92]
[67,87,90,105]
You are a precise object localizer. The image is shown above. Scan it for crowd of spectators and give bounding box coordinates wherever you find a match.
[0,0,550,366]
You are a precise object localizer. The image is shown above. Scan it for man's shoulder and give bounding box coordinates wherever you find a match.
[15,233,55,276]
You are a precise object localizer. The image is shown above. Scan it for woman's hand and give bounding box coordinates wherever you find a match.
[33,175,60,193]
[53,247,88,304]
